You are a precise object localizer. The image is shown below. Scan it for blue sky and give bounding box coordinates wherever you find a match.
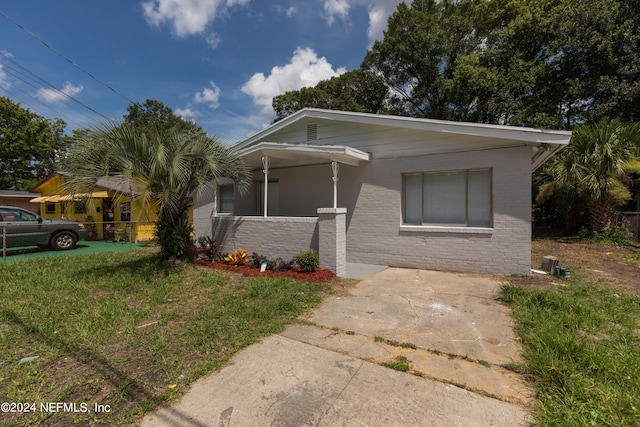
[0,0,403,143]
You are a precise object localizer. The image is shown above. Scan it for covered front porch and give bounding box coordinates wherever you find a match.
[207,142,370,277]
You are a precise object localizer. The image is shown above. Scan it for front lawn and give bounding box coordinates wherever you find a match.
[501,240,640,426]
[0,250,331,426]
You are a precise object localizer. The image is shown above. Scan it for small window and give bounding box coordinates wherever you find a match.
[74,201,86,214]
[46,203,56,214]
[120,202,131,222]
[403,169,492,227]
[218,184,235,214]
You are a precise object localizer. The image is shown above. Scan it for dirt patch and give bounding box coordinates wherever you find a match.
[195,260,336,283]
[503,238,640,295]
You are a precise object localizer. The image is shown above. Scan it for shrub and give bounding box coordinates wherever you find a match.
[578,226,634,246]
[274,258,295,272]
[224,248,247,266]
[293,250,319,272]
[250,252,267,269]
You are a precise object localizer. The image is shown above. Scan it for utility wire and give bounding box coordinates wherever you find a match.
[0,51,110,120]
[0,9,136,105]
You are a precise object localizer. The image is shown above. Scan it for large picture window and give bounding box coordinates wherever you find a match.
[403,169,492,227]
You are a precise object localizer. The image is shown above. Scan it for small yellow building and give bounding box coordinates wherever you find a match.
[29,173,192,243]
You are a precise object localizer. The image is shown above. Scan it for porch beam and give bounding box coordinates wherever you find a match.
[262,153,270,217]
[331,160,339,209]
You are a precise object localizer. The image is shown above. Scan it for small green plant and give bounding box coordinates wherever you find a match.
[224,247,247,266]
[266,259,277,270]
[374,336,385,342]
[274,257,295,272]
[383,356,411,372]
[345,330,355,335]
[294,250,319,272]
[250,252,268,269]
[154,220,194,259]
[578,226,634,246]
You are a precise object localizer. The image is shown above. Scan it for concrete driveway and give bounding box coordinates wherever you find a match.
[140,268,532,426]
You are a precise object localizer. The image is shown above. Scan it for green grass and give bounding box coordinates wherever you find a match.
[500,283,640,426]
[0,250,330,426]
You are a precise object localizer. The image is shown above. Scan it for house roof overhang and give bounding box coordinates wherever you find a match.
[235,142,370,170]
[233,109,571,171]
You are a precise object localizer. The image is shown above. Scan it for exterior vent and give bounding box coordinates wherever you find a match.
[307,124,318,141]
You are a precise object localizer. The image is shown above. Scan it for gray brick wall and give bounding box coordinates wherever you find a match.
[339,146,532,275]
[212,216,319,261]
[196,145,533,275]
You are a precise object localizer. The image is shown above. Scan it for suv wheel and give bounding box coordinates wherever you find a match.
[50,231,77,250]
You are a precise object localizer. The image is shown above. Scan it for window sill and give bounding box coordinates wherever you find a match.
[400,225,494,235]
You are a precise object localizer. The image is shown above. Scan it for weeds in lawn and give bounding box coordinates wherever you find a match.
[0,251,329,426]
[500,283,640,426]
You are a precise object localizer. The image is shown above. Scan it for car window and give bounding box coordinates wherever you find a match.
[0,208,39,222]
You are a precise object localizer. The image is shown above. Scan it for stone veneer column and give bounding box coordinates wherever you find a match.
[317,208,347,277]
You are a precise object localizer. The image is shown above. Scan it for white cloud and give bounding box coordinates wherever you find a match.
[322,0,403,44]
[273,5,295,17]
[324,0,350,25]
[175,106,198,120]
[0,64,11,90]
[205,32,222,49]
[141,0,250,37]
[241,47,347,115]
[194,81,221,108]
[364,0,403,44]
[36,82,83,104]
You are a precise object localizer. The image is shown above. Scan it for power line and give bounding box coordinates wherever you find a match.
[0,51,110,120]
[0,9,136,105]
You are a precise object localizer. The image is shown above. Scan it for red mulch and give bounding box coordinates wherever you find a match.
[195,260,336,283]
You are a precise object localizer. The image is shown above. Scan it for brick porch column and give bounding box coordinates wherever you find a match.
[317,208,347,277]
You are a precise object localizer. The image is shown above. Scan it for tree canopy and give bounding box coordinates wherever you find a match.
[123,98,199,135]
[63,123,249,259]
[0,96,67,190]
[274,0,640,129]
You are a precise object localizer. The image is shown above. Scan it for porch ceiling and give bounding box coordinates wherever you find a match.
[235,142,370,170]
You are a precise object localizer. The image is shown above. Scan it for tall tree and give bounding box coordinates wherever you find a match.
[272,70,388,121]
[62,123,249,259]
[123,98,197,135]
[361,0,483,120]
[0,96,67,190]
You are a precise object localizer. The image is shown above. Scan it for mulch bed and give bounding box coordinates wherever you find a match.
[195,259,336,283]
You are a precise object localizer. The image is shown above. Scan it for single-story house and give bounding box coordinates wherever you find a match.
[28,173,181,243]
[194,108,571,276]
[0,190,41,212]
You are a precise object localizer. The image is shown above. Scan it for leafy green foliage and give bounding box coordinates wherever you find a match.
[0,96,68,190]
[578,226,634,246]
[536,120,640,231]
[154,220,194,259]
[293,250,319,272]
[62,120,249,260]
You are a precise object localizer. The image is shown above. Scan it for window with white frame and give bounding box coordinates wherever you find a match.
[218,184,235,214]
[403,169,492,227]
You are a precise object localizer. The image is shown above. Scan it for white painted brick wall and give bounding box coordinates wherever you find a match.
[212,216,319,261]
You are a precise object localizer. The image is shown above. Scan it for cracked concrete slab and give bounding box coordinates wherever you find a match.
[140,268,531,426]
[306,268,522,365]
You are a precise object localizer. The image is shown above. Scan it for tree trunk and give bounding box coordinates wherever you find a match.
[587,196,617,232]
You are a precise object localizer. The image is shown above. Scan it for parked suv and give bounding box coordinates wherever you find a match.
[0,205,87,251]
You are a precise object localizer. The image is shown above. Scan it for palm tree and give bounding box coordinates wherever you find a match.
[537,120,640,232]
[62,122,249,259]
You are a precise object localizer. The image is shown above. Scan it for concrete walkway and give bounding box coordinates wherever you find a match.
[140,268,532,426]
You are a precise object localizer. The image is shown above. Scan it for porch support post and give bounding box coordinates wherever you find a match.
[317,207,347,277]
[331,160,339,209]
[262,154,270,217]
